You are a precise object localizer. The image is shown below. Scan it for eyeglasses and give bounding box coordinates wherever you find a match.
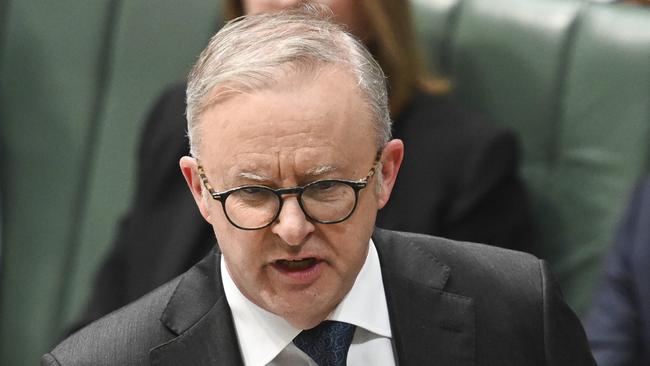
[196,155,380,230]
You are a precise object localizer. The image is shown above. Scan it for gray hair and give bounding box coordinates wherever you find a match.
[185,5,392,157]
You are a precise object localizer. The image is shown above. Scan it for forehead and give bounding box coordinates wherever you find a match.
[197,66,377,180]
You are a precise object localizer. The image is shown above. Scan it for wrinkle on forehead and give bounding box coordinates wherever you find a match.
[214,148,346,188]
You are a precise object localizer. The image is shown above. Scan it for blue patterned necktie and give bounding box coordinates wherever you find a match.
[293,320,356,366]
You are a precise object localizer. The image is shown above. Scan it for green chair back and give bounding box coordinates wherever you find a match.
[414,0,650,313]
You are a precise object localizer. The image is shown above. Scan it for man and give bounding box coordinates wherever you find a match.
[72,0,532,334]
[43,7,595,366]
[585,174,650,366]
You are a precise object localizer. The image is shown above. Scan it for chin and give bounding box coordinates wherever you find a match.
[270,291,339,329]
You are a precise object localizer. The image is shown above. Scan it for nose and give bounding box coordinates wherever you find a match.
[271,196,315,246]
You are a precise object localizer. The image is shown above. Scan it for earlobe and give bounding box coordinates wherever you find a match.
[179,156,211,221]
[377,139,404,209]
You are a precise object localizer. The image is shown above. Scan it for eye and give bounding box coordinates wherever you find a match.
[304,181,349,202]
[311,181,337,191]
[241,187,265,195]
[231,186,273,205]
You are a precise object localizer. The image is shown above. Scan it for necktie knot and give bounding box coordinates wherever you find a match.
[293,320,356,366]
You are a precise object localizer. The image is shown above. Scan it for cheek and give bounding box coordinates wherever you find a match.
[325,235,369,300]
[217,230,270,285]
[320,217,373,274]
[218,228,263,261]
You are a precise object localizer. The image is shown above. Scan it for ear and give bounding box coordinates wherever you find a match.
[179,156,211,221]
[376,139,404,209]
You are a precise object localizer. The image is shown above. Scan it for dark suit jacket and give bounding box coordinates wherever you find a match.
[45,229,593,366]
[72,84,532,330]
[585,175,650,366]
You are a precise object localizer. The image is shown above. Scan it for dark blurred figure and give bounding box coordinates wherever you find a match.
[70,0,532,331]
[585,174,650,366]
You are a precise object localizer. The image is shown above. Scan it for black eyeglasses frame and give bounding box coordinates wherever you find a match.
[196,154,380,230]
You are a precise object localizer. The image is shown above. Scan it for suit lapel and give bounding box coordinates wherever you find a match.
[373,229,475,366]
[149,250,244,366]
[149,229,475,365]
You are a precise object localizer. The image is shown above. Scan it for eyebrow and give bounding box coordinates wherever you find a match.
[233,164,339,186]
[236,171,272,183]
[305,164,338,177]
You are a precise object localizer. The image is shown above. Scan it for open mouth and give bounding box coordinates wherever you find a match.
[274,258,318,272]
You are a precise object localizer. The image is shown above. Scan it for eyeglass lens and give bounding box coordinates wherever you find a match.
[223,181,357,229]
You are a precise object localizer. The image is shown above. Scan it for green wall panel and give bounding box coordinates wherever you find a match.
[0,1,112,365]
[62,0,220,327]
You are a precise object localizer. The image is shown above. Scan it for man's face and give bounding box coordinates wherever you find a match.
[181,66,402,329]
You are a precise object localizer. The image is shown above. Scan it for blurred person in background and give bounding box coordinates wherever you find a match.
[585,174,650,366]
[70,0,531,331]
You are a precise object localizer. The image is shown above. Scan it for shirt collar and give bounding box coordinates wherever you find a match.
[221,238,392,366]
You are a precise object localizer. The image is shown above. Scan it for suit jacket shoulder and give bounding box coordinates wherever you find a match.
[372,228,595,366]
[42,251,242,366]
[43,278,179,365]
[374,227,540,296]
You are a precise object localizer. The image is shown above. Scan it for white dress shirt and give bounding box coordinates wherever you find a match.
[221,239,397,366]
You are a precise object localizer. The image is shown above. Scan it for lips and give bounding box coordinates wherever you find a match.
[274,258,318,272]
[271,256,324,284]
